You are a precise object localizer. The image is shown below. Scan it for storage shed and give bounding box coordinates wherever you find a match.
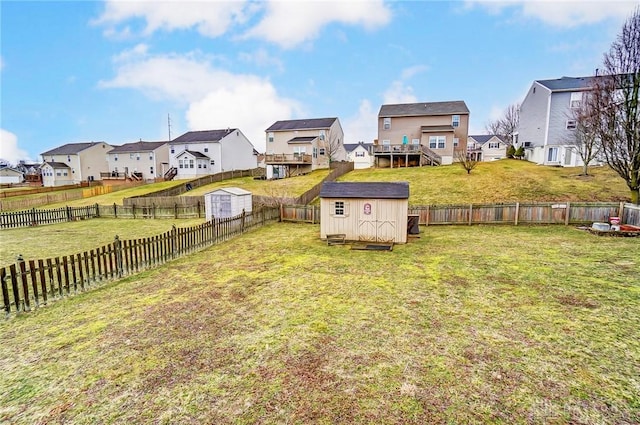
[204,187,252,220]
[319,181,410,244]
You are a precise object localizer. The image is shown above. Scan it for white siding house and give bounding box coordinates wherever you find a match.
[40,142,112,186]
[0,167,24,184]
[467,135,507,161]
[517,76,601,167]
[107,141,169,181]
[169,129,257,180]
[344,142,374,169]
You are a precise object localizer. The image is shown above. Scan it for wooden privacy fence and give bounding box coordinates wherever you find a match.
[281,202,639,226]
[0,207,280,316]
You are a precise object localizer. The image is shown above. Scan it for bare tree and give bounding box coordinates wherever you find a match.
[564,102,602,176]
[484,103,519,146]
[456,150,478,174]
[585,7,640,203]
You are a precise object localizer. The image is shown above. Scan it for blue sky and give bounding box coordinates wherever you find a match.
[1,0,638,163]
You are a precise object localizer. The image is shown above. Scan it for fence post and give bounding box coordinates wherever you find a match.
[468,204,473,226]
[66,206,72,222]
[241,209,246,233]
[197,200,201,219]
[515,202,519,226]
[426,205,430,227]
[31,208,37,226]
[1,268,10,315]
[95,203,100,218]
[114,235,123,278]
[619,202,624,223]
[113,203,118,218]
[171,225,177,258]
[565,202,571,225]
[175,203,178,219]
[132,203,136,219]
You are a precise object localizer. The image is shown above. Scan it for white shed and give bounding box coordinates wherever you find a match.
[0,167,24,184]
[204,187,252,220]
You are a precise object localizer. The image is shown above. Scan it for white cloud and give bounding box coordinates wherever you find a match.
[99,46,300,151]
[343,99,378,143]
[465,0,637,27]
[383,81,417,104]
[241,0,393,48]
[401,65,429,80]
[238,48,284,72]
[93,0,250,38]
[0,129,31,164]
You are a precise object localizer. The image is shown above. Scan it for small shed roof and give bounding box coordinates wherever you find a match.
[206,187,251,196]
[320,182,409,199]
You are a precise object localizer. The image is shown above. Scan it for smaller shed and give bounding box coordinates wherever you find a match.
[204,187,252,220]
[0,167,24,184]
[320,181,410,244]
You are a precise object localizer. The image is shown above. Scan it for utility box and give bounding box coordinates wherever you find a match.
[204,187,252,220]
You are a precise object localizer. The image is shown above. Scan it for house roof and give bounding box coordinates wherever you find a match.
[288,136,317,144]
[536,76,595,92]
[42,161,70,169]
[176,150,210,159]
[469,135,506,144]
[421,125,455,133]
[0,167,23,176]
[172,129,237,143]
[41,142,109,156]
[379,101,469,117]
[206,187,251,196]
[266,118,338,132]
[109,141,167,153]
[320,181,409,199]
[343,142,372,152]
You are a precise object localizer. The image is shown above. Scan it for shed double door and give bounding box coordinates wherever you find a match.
[357,200,396,243]
[210,194,232,218]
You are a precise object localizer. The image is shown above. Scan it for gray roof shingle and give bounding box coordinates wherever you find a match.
[177,150,210,159]
[379,101,469,117]
[41,142,108,156]
[469,134,506,144]
[320,181,409,199]
[343,142,372,152]
[109,141,167,153]
[287,136,317,144]
[536,76,595,91]
[266,118,338,132]
[43,161,70,169]
[172,129,237,143]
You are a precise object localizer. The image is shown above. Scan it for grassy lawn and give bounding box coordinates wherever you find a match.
[182,169,332,198]
[0,218,204,266]
[340,160,630,204]
[1,223,638,424]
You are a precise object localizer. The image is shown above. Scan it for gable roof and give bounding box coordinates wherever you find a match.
[266,118,338,132]
[109,141,167,153]
[320,181,409,199]
[469,135,506,144]
[535,76,595,92]
[172,129,237,144]
[379,101,469,117]
[343,142,372,153]
[288,136,317,144]
[41,142,109,156]
[176,150,210,159]
[207,187,251,196]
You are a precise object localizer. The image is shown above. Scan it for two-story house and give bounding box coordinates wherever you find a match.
[169,129,257,180]
[264,117,346,179]
[40,142,112,187]
[467,135,507,162]
[517,75,598,167]
[375,101,470,167]
[344,142,374,169]
[105,141,170,181]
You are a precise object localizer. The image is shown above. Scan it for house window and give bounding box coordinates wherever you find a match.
[179,160,184,169]
[114,155,118,161]
[136,154,140,160]
[548,147,558,162]
[429,136,445,149]
[67,155,71,162]
[56,171,61,176]
[383,117,391,130]
[570,92,582,108]
[198,163,202,168]
[412,138,420,145]
[149,153,153,160]
[189,159,194,168]
[268,132,274,143]
[204,146,208,153]
[313,147,318,158]
[566,120,577,130]
[489,142,500,149]
[319,130,326,140]
[334,201,345,216]
[170,146,175,154]
[452,115,460,128]
[355,151,365,157]
[319,148,326,155]
[150,166,154,175]
[453,138,459,147]
[63,171,68,176]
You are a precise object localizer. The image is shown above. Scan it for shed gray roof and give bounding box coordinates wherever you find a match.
[172,129,237,143]
[379,101,469,117]
[266,118,338,131]
[207,187,251,196]
[109,141,167,153]
[41,142,108,156]
[320,182,409,199]
[288,136,317,144]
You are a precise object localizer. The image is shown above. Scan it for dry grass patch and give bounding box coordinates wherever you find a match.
[0,223,638,424]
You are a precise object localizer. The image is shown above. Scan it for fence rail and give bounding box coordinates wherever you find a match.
[1,208,280,316]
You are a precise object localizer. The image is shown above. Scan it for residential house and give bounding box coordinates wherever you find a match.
[264,117,346,179]
[16,161,42,185]
[517,75,600,167]
[169,129,256,180]
[40,142,112,186]
[375,101,470,167]
[0,167,24,184]
[344,142,374,169]
[467,135,508,161]
[106,141,169,181]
